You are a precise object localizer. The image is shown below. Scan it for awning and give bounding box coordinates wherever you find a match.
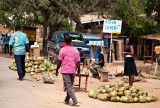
[139,34,160,41]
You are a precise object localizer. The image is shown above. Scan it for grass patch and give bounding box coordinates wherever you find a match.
[155,73,160,77]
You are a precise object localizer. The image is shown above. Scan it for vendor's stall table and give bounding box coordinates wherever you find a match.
[74,74,89,91]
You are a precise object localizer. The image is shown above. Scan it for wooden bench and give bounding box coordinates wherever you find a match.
[97,68,109,82]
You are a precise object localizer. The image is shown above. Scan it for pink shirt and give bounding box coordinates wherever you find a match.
[59,46,80,74]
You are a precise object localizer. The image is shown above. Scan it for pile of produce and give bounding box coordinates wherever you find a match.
[9,53,56,73]
[88,81,158,103]
[81,68,90,75]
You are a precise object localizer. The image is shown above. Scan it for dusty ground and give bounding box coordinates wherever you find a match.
[0,54,160,108]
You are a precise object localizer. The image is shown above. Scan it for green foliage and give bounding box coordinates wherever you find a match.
[145,0,160,25]
[156,73,160,77]
[108,0,156,36]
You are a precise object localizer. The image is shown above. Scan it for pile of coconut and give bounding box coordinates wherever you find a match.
[88,81,158,103]
[9,54,55,73]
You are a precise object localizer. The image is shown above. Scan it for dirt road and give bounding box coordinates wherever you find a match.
[0,56,160,108]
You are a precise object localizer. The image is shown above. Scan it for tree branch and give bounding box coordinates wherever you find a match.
[83,0,101,13]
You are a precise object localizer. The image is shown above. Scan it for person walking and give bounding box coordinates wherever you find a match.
[3,34,10,54]
[89,47,104,78]
[56,34,80,106]
[0,34,4,53]
[154,43,160,66]
[122,38,138,87]
[61,34,74,48]
[9,25,30,81]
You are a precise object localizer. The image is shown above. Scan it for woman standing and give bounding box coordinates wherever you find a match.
[122,38,138,87]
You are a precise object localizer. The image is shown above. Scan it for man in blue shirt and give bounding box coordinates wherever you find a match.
[9,25,30,81]
[3,34,10,54]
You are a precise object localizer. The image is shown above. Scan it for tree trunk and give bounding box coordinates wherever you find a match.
[75,21,86,33]
[48,25,55,40]
[72,16,86,33]
[42,23,48,55]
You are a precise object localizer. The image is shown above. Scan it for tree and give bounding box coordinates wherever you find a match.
[107,0,155,36]
[145,0,160,25]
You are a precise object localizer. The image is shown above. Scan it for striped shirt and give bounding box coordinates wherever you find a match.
[9,31,29,55]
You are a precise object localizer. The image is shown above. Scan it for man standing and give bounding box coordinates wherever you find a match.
[154,43,160,66]
[3,34,10,54]
[0,34,4,52]
[9,25,30,81]
[56,34,80,106]
[89,47,104,77]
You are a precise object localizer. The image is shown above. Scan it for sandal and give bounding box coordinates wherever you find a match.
[71,101,79,107]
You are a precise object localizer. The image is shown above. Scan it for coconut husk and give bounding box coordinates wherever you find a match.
[139,72,160,80]
[121,76,147,83]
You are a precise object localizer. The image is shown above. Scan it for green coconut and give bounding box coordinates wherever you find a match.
[25,63,28,67]
[125,93,132,97]
[117,91,124,97]
[139,96,147,103]
[120,96,125,102]
[138,90,144,96]
[124,90,131,95]
[98,85,106,89]
[124,83,130,90]
[35,69,39,73]
[128,96,134,103]
[146,96,152,102]
[108,90,117,98]
[40,68,45,72]
[31,68,35,72]
[118,87,126,92]
[97,94,108,101]
[107,87,114,93]
[27,63,32,67]
[96,89,102,93]
[34,65,39,69]
[111,96,120,102]
[129,87,137,93]
[92,92,99,99]
[88,89,97,98]
[132,93,139,98]
[148,94,158,102]
[121,96,130,103]
[105,85,110,90]
[110,84,115,88]
[101,89,107,94]
[133,97,139,103]
[118,81,124,87]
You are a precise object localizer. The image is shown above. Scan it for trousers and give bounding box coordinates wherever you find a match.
[62,74,77,102]
[89,65,101,75]
[14,55,26,79]
[4,44,9,54]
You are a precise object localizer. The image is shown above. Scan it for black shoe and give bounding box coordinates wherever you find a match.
[22,75,25,79]
[18,78,23,81]
[64,101,69,105]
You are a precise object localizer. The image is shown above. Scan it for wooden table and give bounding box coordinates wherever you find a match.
[74,74,89,91]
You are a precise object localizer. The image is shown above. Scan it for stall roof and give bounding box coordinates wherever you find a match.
[139,34,160,41]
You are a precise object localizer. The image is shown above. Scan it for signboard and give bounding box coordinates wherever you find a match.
[103,20,122,33]
[22,26,37,42]
[23,30,36,41]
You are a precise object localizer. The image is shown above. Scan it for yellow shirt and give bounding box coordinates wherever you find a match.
[154,46,160,54]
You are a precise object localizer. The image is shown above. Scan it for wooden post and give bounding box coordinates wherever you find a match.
[118,41,122,61]
[91,45,95,59]
[151,42,154,64]
[144,45,146,64]
[112,42,115,61]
